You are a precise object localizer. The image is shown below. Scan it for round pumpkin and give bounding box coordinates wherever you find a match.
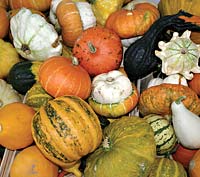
[189,149,200,177]
[72,26,123,76]
[158,0,200,44]
[148,157,187,177]
[39,56,92,99]
[188,73,200,96]
[84,116,156,177]
[31,95,102,177]
[10,145,59,177]
[172,144,198,169]
[0,39,21,79]
[8,0,52,11]
[0,7,9,39]
[105,2,160,38]
[0,102,35,150]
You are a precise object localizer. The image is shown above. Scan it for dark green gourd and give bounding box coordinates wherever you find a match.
[123,10,200,82]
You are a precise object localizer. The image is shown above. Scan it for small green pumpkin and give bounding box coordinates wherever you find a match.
[149,157,187,177]
[84,116,156,177]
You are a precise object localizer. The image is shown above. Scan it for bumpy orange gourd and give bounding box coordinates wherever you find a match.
[0,102,35,150]
[0,7,9,38]
[10,145,59,177]
[106,2,160,38]
[39,56,91,99]
[7,0,52,11]
[189,149,200,177]
[73,26,123,76]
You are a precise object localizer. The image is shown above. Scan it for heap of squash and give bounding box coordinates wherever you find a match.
[1,0,200,177]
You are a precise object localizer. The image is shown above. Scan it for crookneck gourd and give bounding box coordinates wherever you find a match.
[123,10,200,82]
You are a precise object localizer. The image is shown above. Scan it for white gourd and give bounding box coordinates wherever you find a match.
[10,8,62,61]
[0,79,22,108]
[171,96,200,149]
[91,70,133,104]
[155,30,200,80]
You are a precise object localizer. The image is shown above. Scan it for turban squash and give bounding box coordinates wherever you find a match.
[31,95,102,177]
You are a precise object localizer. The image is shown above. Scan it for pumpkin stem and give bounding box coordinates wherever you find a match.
[87,42,96,53]
[175,96,186,105]
[102,136,111,151]
[71,57,79,66]
[21,44,31,55]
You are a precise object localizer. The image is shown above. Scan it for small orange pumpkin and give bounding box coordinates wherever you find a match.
[105,2,160,38]
[72,26,123,76]
[39,56,92,99]
[7,0,52,11]
[188,73,200,96]
[189,149,200,177]
[0,7,9,38]
[10,145,59,177]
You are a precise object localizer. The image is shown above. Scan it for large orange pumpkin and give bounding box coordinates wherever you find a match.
[189,149,200,177]
[10,145,59,177]
[72,26,123,76]
[7,0,52,11]
[0,102,35,150]
[105,2,160,38]
[0,7,9,38]
[39,56,92,99]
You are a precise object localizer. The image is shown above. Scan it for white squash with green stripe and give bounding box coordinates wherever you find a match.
[144,114,177,155]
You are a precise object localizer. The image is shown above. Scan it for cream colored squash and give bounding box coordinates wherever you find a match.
[0,79,22,108]
[10,8,62,61]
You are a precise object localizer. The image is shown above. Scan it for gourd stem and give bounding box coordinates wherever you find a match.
[87,42,96,53]
[21,44,31,55]
[102,136,111,151]
[71,57,79,66]
[175,96,186,104]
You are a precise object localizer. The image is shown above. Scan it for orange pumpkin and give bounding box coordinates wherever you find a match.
[0,0,8,9]
[0,7,9,38]
[105,2,160,38]
[39,56,92,99]
[7,0,52,11]
[0,102,35,150]
[188,73,200,96]
[72,26,123,76]
[10,145,59,177]
[189,149,200,177]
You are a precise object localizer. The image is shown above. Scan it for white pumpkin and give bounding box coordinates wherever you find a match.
[0,79,22,108]
[155,30,200,80]
[91,70,133,104]
[10,8,62,61]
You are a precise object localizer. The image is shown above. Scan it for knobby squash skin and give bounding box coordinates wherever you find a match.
[123,10,200,82]
[139,83,200,116]
[84,116,156,177]
[7,60,43,94]
[31,95,102,176]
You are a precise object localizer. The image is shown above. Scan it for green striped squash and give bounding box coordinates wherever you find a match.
[31,95,103,177]
[149,158,187,177]
[144,114,177,156]
[24,82,54,111]
[84,116,156,177]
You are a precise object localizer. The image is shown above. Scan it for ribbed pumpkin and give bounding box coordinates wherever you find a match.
[149,157,187,177]
[72,26,123,76]
[56,0,96,47]
[0,7,9,38]
[24,82,54,111]
[105,2,160,38]
[189,149,200,177]
[7,0,52,11]
[144,114,177,156]
[39,56,92,99]
[158,0,200,44]
[84,116,156,177]
[139,83,200,116]
[31,95,102,177]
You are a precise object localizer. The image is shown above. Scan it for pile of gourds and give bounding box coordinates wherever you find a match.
[1,0,200,177]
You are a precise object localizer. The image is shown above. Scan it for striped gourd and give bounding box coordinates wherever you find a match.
[149,158,187,177]
[31,95,103,177]
[144,114,177,156]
